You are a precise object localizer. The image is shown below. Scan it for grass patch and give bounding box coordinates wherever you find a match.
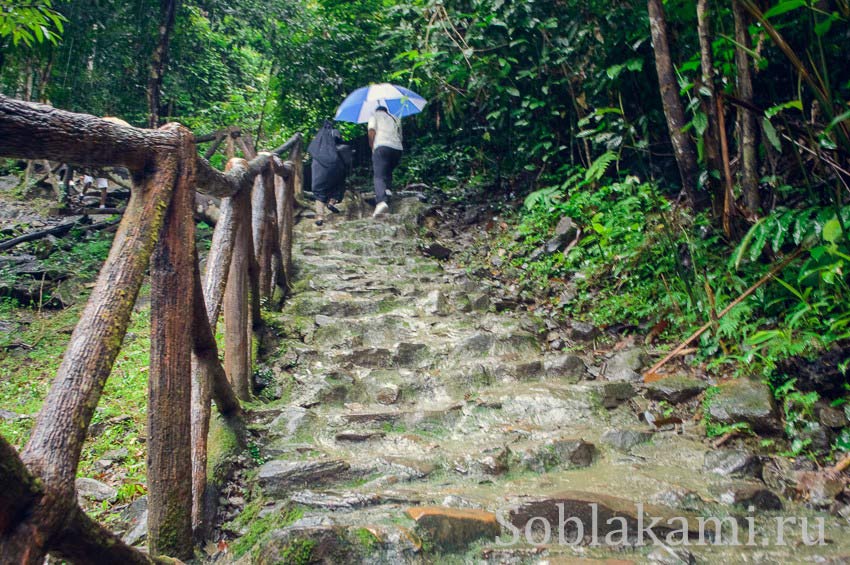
[0,283,153,520]
[352,527,379,550]
[278,539,316,565]
[229,503,304,558]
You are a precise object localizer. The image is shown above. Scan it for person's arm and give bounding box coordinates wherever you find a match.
[367,115,376,150]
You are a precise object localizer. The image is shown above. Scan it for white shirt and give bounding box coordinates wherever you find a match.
[368,111,403,151]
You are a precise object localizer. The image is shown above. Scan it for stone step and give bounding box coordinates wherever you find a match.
[258,458,353,497]
[226,196,850,564]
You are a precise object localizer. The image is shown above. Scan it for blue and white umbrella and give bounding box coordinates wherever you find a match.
[334,83,427,123]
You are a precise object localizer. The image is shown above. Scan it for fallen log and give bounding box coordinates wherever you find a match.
[63,208,126,216]
[0,217,120,252]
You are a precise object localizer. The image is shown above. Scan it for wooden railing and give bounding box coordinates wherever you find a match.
[0,95,304,564]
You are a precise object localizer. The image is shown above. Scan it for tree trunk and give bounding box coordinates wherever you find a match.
[733,0,761,215]
[190,154,244,533]
[696,0,723,210]
[147,128,195,560]
[147,0,178,128]
[647,0,702,208]
[202,199,237,323]
[38,51,54,104]
[23,59,33,102]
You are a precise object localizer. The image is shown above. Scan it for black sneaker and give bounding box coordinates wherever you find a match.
[326,203,341,214]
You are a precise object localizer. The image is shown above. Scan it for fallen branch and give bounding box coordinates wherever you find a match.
[0,220,81,251]
[712,429,740,448]
[64,208,126,216]
[0,217,122,252]
[833,453,850,475]
[643,247,807,381]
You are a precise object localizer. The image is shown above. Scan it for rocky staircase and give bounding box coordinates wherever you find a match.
[220,197,850,564]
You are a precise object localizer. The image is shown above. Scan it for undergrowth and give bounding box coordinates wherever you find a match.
[460,164,850,463]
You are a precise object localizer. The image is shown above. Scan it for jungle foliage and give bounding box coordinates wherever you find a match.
[1,0,849,458]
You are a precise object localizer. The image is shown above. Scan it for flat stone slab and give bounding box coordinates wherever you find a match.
[708,379,780,433]
[716,483,783,510]
[516,438,596,472]
[405,506,500,550]
[544,354,587,381]
[508,491,709,542]
[269,406,315,439]
[343,410,403,424]
[335,430,386,442]
[76,477,117,502]
[645,375,708,404]
[289,489,381,510]
[258,459,350,496]
[599,381,635,409]
[256,520,343,565]
[703,449,762,478]
[601,429,654,452]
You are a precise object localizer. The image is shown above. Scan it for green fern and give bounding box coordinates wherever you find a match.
[585,151,617,182]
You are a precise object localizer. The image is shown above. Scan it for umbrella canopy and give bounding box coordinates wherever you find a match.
[334,83,427,123]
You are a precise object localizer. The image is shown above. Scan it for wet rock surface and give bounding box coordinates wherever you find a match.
[76,477,117,502]
[645,375,708,404]
[707,378,781,433]
[601,429,654,451]
[215,197,850,564]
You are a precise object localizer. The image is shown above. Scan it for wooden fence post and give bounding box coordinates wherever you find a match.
[224,179,253,401]
[280,162,295,282]
[292,137,303,198]
[258,161,284,303]
[147,127,196,560]
[191,160,239,533]
[0,98,303,561]
[3,119,184,563]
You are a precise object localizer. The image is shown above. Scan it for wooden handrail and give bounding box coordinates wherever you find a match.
[0,95,304,563]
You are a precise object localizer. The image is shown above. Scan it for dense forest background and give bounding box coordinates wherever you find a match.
[2,0,849,459]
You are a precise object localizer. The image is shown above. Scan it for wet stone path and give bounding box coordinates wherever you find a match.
[222,197,850,564]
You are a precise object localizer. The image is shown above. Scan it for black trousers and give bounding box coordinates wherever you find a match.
[372,146,402,204]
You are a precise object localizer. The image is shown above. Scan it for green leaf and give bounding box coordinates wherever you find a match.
[823,218,843,244]
[626,58,643,72]
[765,100,802,119]
[814,13,837,37]
[505,87,520,97]
[764,0,808,19]
[826,109,850,134]
[692,112,708,136]
[763,118,782,152]
[606,64,624,79]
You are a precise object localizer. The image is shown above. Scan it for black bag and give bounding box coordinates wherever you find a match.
[308,120,346,203]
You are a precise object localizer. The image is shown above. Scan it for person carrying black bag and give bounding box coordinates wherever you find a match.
[308,120,349,226]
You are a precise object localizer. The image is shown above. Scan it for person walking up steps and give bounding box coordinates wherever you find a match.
[308,120,348,226]
[368,106,403,218]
